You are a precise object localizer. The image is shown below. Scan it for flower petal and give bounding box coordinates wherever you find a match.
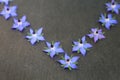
[94,35,99,42]
[36,27,43,35]
[84,43,92,48]
[58,60,66,65]
[30,28,34,34]
[105,22,111,30]
[71,56,79,63]
[21,15,26,22]
[80,47,86,56]
[72,46,79,52]
[37,36,45,41]
[50,51,56,58]
[56,48,64,53]
[70,64,77,69]
[82,36,86,42]
[87,33,94,38]
[46,42,51,48]
[44,49,51,53]
[30,37,37,45]
[65,54,70,60]
[54,42,60,47]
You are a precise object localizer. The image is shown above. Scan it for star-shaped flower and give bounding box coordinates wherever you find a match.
[72,36,92,56]
[58,54,79,70]
[26,28,45,45]
[87,28,105,43]
[12,16,30,31]
[44,41,64,58]
[106,0,120,14]
[0,5,17,19]
[99,14,117,30]
[0,0,11,5]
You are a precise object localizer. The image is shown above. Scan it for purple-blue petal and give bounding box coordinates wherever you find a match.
[72,46,79,52]
[94,35,99,42]
[105,22,111,30]
[37,36,45,41]
[36,27,43,35]
[21,16,26,22]
[50,51,56,58]
[30,37,37,45]
[46,42,51,48]
[54,42,60,47]
[58,60,66,65]
[80,47,86,56]
[84,43,92,48]
[44,49,51,53]
[87,33,94,38]
[70,64,77,69]
[71,56,79,63]
[30,28,34,34]
[82,36,86,42]
[65,54,70,60]
[56,48,64,53]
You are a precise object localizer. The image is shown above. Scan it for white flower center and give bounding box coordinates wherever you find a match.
[18,20,22,25]
[51,47,55,51]
[6,8,11,13]
[94,31,99,35]
[66,59,71,65]
[32,34,37,38]
[78,43,83,47]
[111,4,116,9]
[105,18,110,22]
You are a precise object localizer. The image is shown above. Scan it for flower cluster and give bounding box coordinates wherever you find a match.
[0,0,120,70]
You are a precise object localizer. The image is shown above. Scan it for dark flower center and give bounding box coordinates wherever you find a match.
[106,16,108,19]
[112,2,115,5]
[80,40,82,44]
[6,8,10,11]
[51,44,54,48]
[18,19,21,22]
[96,31,98,34]
[66,59,70,62]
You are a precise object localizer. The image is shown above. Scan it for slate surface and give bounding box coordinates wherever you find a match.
[0,0,120,80]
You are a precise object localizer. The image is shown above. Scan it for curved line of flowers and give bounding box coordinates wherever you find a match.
[0,0,120,70]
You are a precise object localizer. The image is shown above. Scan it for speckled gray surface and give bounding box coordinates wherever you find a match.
[0,0,120,80]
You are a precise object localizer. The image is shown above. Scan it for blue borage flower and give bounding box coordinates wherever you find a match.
[0,5,17,19]
[106,0,120,14]
[58,54,79,70]
[87,28,105,43]
[26,28,45,45]
[72,36,92,56]
[12,16,30,31]
[0,0,11,5]
[44,41,64,58]
[99,14,117,30]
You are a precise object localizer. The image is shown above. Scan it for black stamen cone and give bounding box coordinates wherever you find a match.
[18,19,21,22]
[96,31,98,34]
[80,40,82,44]
[66,59,70,62]
[6,8,9,11]
[112,2,115,5]
[51,44,54,48]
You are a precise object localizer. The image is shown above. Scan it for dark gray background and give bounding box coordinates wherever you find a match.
[0,0,120,80]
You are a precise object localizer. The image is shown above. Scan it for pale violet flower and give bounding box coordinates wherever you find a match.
[72,36,92,56]
[26,28,45,45]
[0,5,17,19]
[87,28,105,43]
[58,54,79,70]
[44,41,64,58]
